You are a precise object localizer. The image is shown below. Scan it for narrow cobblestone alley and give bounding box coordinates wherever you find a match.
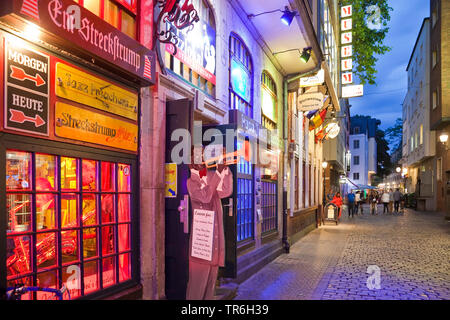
[234,206,450,300]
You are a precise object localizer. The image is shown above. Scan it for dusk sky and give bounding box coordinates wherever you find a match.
[350,0,430,150]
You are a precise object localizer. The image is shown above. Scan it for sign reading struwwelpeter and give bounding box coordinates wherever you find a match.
[55,102,138,152]
[1,0,155,85]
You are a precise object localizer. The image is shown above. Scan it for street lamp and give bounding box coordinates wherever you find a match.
[439,133,449,150]
[396,167,401,173]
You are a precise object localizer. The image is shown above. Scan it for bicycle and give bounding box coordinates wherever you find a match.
[6,283,70,300]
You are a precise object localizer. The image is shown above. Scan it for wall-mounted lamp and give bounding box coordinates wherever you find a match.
[248,6,299,26]
[322,161,328,169]
[280,7,297,26]
[300,47,312,63]
[439,132,449,150]
[273,47,313,64]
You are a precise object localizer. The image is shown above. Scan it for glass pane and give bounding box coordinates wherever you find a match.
[101,162,115,192]
[7,235,32,278]
[7,194,32,233]
[6,150,32,191]
[102,226,115,255]
[83,228,98,259]
[118,194,130,222]
[118,224,130,252]
[36,194,56,230]
[121,10,136,39]
[7,277,33,300]
[36,154,57,191]
[83,260,99,294]
[83,0,100,17]
[119,253,131,282]
[36,270,57,300]
[82,159,98,191]
[82,194,97,226]
[102,257,116,288]
[101,194,115,223]
[61,194,78,228]
[62,265,81,300]
[104,0,119,28]
[36,232,57,270]
[61,229,78,264]
[61,157,78,190]
[118,164,131,192]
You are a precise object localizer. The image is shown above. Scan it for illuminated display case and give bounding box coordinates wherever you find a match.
[3,141,137,300]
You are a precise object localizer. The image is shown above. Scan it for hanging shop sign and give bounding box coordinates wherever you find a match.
[155,0,199,55]
[55,62,138,121]
[0,0,156,85]
[4,37,49,136]
[230,58,251,104]
[165,19,216,85]
[165,163,177,198]
[297,92,325,112]
[299,69,324,87]
[229,109,260,140]
[55,102,138,152]
[342,84,364,98]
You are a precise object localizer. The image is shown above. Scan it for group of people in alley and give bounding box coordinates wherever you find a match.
[329,188,405,219]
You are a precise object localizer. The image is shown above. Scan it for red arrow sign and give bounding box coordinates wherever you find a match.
[10,65,45,87]
[9,109,45,127]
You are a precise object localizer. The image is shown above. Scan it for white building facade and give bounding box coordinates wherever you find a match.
[402,18,436,211]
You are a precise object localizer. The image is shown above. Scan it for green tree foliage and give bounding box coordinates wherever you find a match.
[385,117,403,151]
[375,128,392,177]
[340,0,392,85]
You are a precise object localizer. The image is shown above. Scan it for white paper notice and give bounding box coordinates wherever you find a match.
[191,209,215,261]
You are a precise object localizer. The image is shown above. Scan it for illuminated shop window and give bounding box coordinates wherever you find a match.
[229,33,253,118]
[261,71,277,130]
[6,150,133,299]
[77,0,137,39]
[164,0,216,97]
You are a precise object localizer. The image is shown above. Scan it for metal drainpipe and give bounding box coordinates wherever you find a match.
[281,61,323,254]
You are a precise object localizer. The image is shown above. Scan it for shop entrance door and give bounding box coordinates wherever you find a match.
[164,99,193,300]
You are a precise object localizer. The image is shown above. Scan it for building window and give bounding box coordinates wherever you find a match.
[294,159,299,210]
[78,0,137,39]
[230,33,253,118]
[354,127,360,134]
[419,124,423,145]
[432,50,437,68]
[353,139,360,149]
[432,3,438,28]
[6,150,133,299]
[261,181,277,234]
[353,156,360,165]
[410,136,414,152]
[432,88,439,110]
[164,0,216,97]
[261,71,277,130]
[353,172,359,180]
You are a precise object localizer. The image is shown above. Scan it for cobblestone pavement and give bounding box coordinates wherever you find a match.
[234,206,450,300]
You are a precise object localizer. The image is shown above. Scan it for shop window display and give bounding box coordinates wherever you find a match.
[5,150,133,299]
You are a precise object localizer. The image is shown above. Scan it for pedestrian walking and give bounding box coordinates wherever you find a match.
[347,192,355,218]
[388,189,394,213]
[354,191,361,215]
[369,191,378,215]
[381,190,390,214]
[393,188,402,213]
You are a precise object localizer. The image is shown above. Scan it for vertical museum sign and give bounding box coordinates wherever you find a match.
[4,37,49,136]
